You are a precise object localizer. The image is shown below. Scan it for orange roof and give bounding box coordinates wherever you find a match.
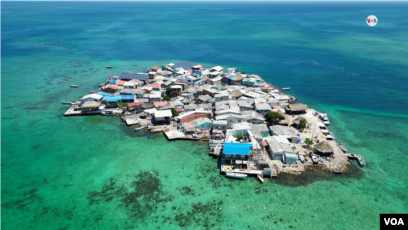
[127,102,144,107]
[176,108,183,112]
[109,86,118,90]
[150,66,160,70]
[260,87,274,90]
[115,80,126,86]
[184,123,193,128]
[148,84,161,88]
[272,106,282,109]
[153,101,169,107]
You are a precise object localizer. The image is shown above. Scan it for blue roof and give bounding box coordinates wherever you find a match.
[223,143,253,155]
[103,95,122,102]
[227,74,235,79]
[119,72,149,81]
[110,80,117,84]
[96,92,110,96]
[121,95,135,100]
[193,70,202,75]
[172,61,199,70]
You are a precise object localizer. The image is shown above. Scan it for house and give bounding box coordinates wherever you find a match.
[184,104,198,112]
[190,117,213,129]
[176,111,211,124]
[121,95,135,104]
[215,109,241,116]
[221,74,235,85]
[242,77,256,87]
[127,102,144,113]
[147,83,161,91]
[148,72,157,80]
[132,90,145,98]
[115,80,126,86]
[285,103,309,115]
[242,111,265,124]
[264,136,294,160]
[80,93,103,104]
[238,101,252,111]
[214,93,229,102]
[198,95,213,104]
[192,70,202,79]
[232,122,251,137]
[141,86,153,94]
[274,94,290,102]
[230,73,244,85]
[176,75,200,86]
[222,143,252,161]
[103,95,122,108]
[250,124,270,142]
[230,90,244,99]
[149,91,162,102]
[123,81,137,89]
[283,153,298,164]
[216,114,246,127]
[119,72,149,83]
[269,125,300,142]
[227,68,238,74]
[213,120,228,131]
[101,85,118,93]
[255,103,272,115]
[153,101,169,108]
[207,76,222,84]
[203,88,218,97]
[153,110,172,124]
[171,85,183,97]
[148,66,161,72]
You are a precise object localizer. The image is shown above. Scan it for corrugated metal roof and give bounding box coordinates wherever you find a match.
[103,95,122,102]
[121,95,135,100]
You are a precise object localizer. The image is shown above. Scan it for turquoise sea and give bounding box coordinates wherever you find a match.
[2,1,408,229]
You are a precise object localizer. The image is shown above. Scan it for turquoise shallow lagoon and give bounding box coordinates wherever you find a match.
[2,1,408,229]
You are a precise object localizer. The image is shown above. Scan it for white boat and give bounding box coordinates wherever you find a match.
[318,113,330,125]
[226,172,247,179]
[101,111,117,116]
[281,87,290,90]
[298,152,305,163]
[338,143,348,152]
[135,126,147,131]
[106,66,113,69]
[357,155,366,166]
[61,101,73,105]
[311,155,318,164]
[70,85,79,88]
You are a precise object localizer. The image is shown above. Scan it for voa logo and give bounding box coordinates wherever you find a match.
[384,218,404,226]
[367,15,378,27]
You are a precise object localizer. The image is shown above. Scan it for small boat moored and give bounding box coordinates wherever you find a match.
[338,143,348,152]
[106,66,113,69]
[134,126,147,131]
[70,85,79,88]
[357,155,366,166]
[226,172,247,179]
[101,111,117,116]
[311,155,318,164]
[298,152,305,163]
[281,87,290,90]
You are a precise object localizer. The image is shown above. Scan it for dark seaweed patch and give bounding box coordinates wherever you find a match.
[2,188,43,210]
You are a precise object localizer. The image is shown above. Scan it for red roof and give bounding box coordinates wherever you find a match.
[176,108,183,112]
[272,106,282,109]
[127,102,144,107]
[262,140,268,147]
[184,123,193,128]
[109,86,118,90]
[153,101,169,108]
[150,66,160,70]
[148,84,161,88]
[202,78,208,82]
[109,76,114,78]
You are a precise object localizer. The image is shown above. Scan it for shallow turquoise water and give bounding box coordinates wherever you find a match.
[2,1,408,229]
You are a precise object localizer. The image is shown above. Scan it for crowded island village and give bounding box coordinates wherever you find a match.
[64,60,365,182]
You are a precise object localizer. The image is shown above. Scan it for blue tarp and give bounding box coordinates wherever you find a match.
[226,74,235,79]
[223,143,253,155]
[103,95,122,102]
[110,80,117,84]
[193,70,202,75]
[97,92,110,96]
[121,95,135,100]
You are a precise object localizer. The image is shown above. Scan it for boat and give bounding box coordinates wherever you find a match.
[70,85,79,88]
[330,132,336,140]
[61,101,73,105]
[318,113,330,125]
[135,126,147,131]
[357,155,366,166]
[281,87,290,90]
[298,152,305,163]
[338,143,348,152]
[311,155,318,164]
[226,172,247,179]
[106,66,113,69]
[101,111,117,116]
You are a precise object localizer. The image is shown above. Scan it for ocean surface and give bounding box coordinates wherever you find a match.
[2,1,408,229]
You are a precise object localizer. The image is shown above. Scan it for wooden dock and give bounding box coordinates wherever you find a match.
[220,165,263,175]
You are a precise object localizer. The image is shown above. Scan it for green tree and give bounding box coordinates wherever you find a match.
[171,108,179,117]
[241,71,246,74]
[299,118,307,129]
[163,95,170,101]
[262,89,269,93]
[305,138,314,148]
[264,111,284,125]
[166,87,172,97]
[236,134,243,140]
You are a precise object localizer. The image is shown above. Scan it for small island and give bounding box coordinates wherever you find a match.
[64,60,362,181]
